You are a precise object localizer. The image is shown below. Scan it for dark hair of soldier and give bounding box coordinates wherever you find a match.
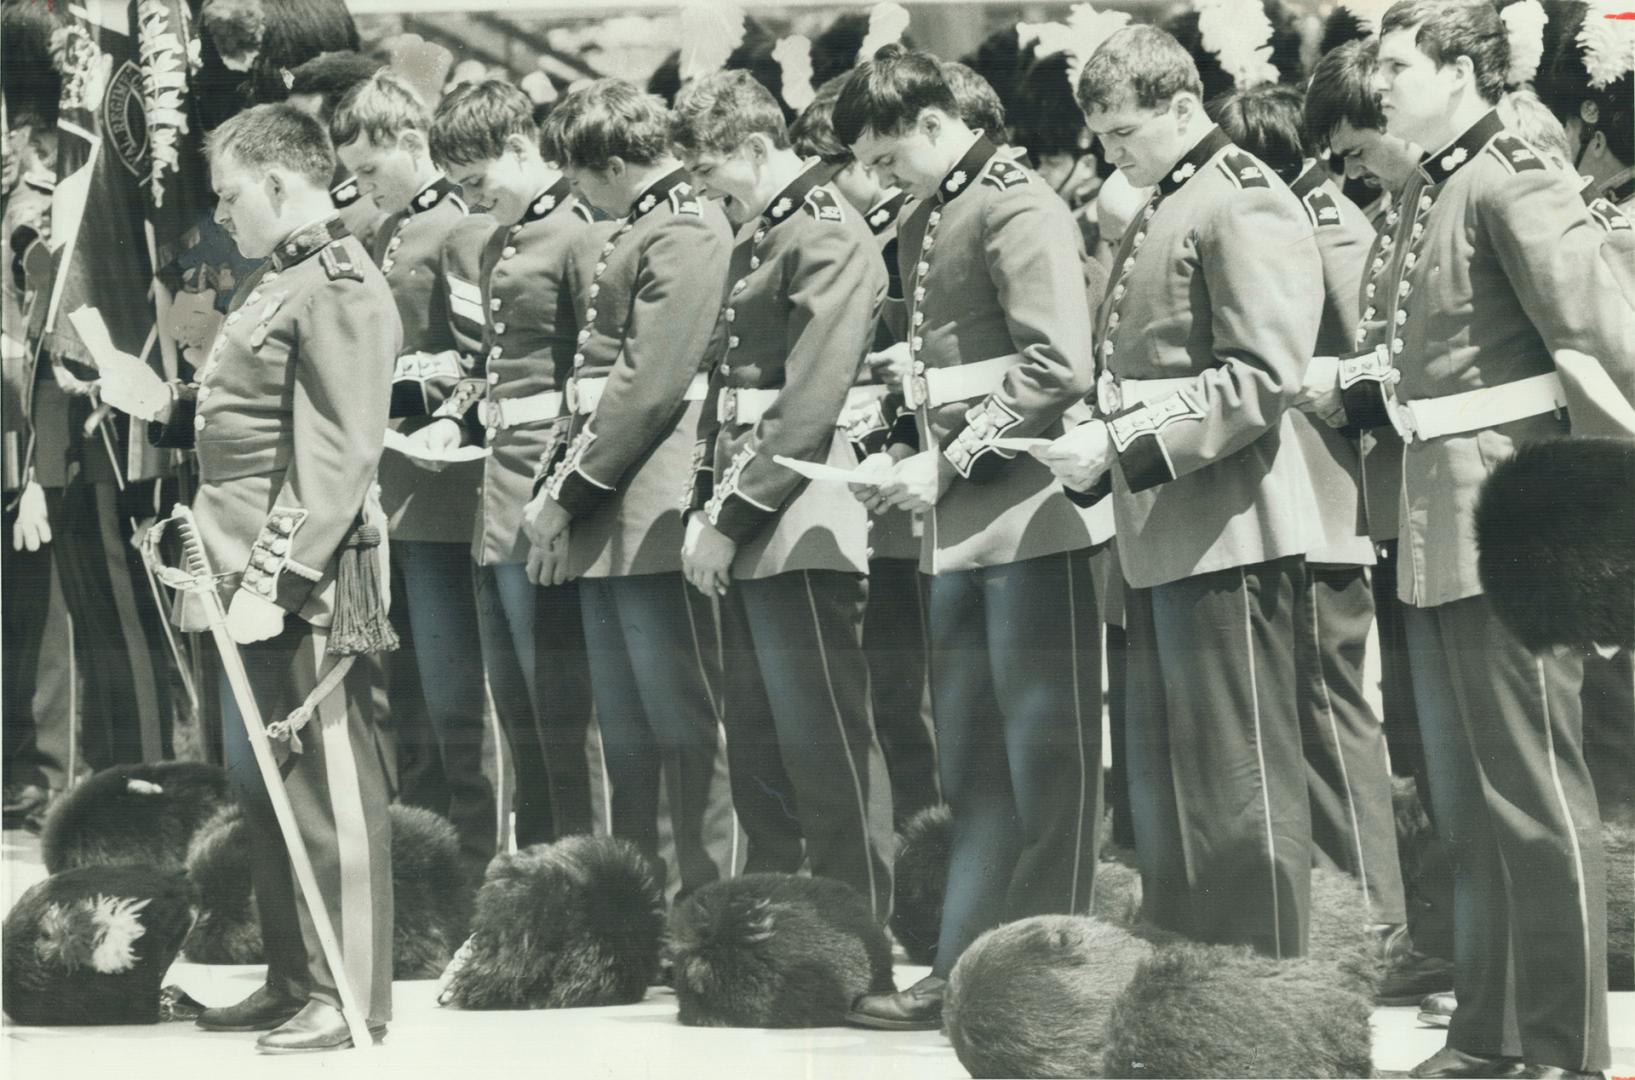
[1534,0,1634,167]
[788,76,852,167]
[939,61,1007,137]
[550,79,672,171]
[428,80,538,170]
[1304,40,1388,153]
[330,69,431,151]
[670,70,790,159]
[832,44,958,146]
[1210,83,1309,185]
[205,102,337,189]
[1075,24,1206,117]
[1379,0,1510,105]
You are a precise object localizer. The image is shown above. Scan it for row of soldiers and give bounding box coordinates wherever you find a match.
[5,0,1632,1067]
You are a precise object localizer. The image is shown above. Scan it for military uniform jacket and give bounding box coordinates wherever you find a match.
[891,137,1097,575]
[686,164,881,579]
[544,168,732,579]
[370,176,482,545]
[3,179,51,492]
[1290,164,1374,567]
[153,217,400,629]
[437,179,597,565]
[1094,126,1323,589]
[1357,110,1635,607]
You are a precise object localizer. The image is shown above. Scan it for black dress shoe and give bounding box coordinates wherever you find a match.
[1377,934,1456,1006]
[1409,1046,1524,1078]
[195,984,306,1032]
[1418,991,1455,1027]
[255,1000,386,1054]
[845,975,946,1031]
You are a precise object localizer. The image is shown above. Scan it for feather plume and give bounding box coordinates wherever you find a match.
[677,0,746,83]
[857,3,911,65]
[90,895,151,974]
[1503,1,1549,86]
[1017,3,1132,92]
[774,35,816,112]
[1580,1,1635,89]
[1196,0,1279,89]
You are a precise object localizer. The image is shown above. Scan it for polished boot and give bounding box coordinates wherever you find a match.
[845,974,946,1031]
[1377,925,1455,1005]
[195,984,305,1032]
[254,1000,386,1054]
[1418,990,1456,1028]
[1409,1046,1524,1078]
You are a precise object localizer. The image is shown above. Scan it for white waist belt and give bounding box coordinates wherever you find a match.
[717,386,781,426]
[1399,372,1565,442]
[570,372,710,415]
[480,390,564,431]
[1117,376,1196,406]
[905,354,1023,410]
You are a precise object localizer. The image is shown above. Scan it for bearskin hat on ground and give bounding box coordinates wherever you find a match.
[42,762,231,875]
[668,873,894,1028]
[3,865,196,1026]
[1307,864,1381,996]
[437,834,663,1009]
[1090,847,1144,928]
[890,804,951,965]
[181,801,471,978]
[945,915,1157,1079]
[1476,436,1635,652]
[1605,816,1633,991]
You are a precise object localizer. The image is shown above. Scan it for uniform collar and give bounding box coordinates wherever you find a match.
[269,215,349,271]
[1594,164,1635,207]
[1290,161,1327,201]
[865,189,909,235]
[936,135,999,204]
[521,175,574,224]
[409,175,459,214]
[1157,126,1232,196]
[330,173,362,208]
[629,167,689,222]
[763,158,827,225]
[1419,108,1503,186]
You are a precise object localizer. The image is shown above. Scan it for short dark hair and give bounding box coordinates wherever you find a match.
[1210,84,1308,183]
[789,76,851,165]
[550,78,672,170]
[2,0,63,131]
[1304,40,1387,151]
[1013,53,1087,160]
[288,51,384,124]
[428,80,537,170]
[207,103,335,188]
[671,69,789,158]
[330,69,429,150]
[1076,26,1205,117]
[1380,0,1509,105]
[940,61,1006,136]
[833,44,959,146]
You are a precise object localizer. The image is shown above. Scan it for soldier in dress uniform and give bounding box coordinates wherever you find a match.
[523,79,732,898]
[417,80,600,849]
[330,70,496,875]
[1355,5,1633,1075]
[670,70,895,918]
[138,105,399,1052]
[1040,26,1324,961]
[1212,79,1409,944]
[789,76,940,824]
[834,46,1103,1029]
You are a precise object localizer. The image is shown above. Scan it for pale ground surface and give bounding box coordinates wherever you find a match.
[4,826,1631,1080]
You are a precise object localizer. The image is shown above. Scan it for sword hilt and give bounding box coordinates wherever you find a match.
[143,505,218,592]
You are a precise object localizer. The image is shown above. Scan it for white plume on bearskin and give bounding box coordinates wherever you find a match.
[677,0,745,83]
[1016,3,1132,91]
[1579,0,1635,88]
[1194,0,1280,88]
[773,35,815,111]
[1502,0,1550,86]
[857,2,911,65]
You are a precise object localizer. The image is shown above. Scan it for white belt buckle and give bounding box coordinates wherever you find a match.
[1387,398,1418,444]
[719,388,738,424]
[904,363,928,410]
[478,398,503,431]
[565,379,581,415]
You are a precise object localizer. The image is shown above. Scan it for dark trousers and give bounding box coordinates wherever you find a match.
[1295,563,1407,924]
[720,569,895,920]
[1126,556,1311,959]
[1581,649,1634,818]
[1373,540,1425,781]
[579,572,724,897]
[1405,595,1608,1072]
[387,540,497,872]
[1105,624,1134,850]
[2,504,78,791]
[475,561,594,849]
[928,550,1101,975]
[221,621,394,1024]
[45,480,173,766]
[862,558,939,823]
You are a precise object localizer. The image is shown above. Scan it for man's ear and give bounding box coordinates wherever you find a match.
[503,132,533,160]
[605,155,627,179]
[745,132,773,166]
[265,168,287,203]
[919,108,942,142]
[399,128,430,158]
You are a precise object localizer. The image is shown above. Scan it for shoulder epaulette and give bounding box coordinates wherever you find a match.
[981,158,1029,191]
[319,243,364,282]
[803,187,845,223]
[1589,197,1634,233]
[1302,187,1342,229]
[669,185,703,217]
[1218,150,1271,189]
[1486,133,1547,175]
[572,202,594,224]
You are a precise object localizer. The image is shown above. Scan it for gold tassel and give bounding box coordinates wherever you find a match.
[327,522,399,656]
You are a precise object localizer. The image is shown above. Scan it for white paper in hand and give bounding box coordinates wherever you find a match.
[987,437,1053,453]
[69,307,171,420]
[772,454,875,485]
[383,428,490,463]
